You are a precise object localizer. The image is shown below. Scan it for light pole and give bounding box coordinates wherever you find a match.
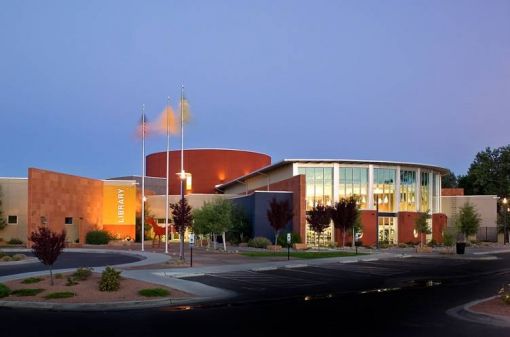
[373,188,383,249]
[503,197,508,245]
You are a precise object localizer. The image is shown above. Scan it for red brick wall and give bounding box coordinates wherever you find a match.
[432,213,447,243]
[250,175,306,241]
[442,188,464,196]
[398,212,420,245]
[146,149,271,194]
[359,210,377,246]
[28,168,103,246]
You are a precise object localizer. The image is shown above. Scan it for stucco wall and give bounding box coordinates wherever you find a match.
[441,195,497,228]
[0,178,28,243]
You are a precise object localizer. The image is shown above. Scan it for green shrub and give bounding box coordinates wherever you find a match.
[0,283,10,298]
[45,291,75,299]
[138,288,170,297]
[12,254,26,261]
[22,277,43,284]
[398,243,408,248]
[1,256,12,262]
[0,251,5,258]
[427,239,438,247]
[277,232,301,248]
[247,237,272,249]
[443,231,455,247]
[11,288,44,296]
[99,266,121,292]
[7,238,23,245]
[72,267,93,281]
[55,273,63,279]
[65,276,78,286]
[85,230,111,245]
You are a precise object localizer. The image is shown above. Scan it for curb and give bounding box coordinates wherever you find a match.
[447,296,510,327]
[0,296,209,312]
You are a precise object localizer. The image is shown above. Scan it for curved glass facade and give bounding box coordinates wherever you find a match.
[338,167,368,209]
[400,170,416,211]
[373,168,396,212]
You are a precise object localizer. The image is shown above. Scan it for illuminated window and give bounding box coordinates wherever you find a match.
[420,172,430,212]
[400,170,416,211]
[298,167,333,210]
[373,168,396,212]
[339,167,368,209]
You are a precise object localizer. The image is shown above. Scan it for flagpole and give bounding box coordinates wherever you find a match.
[141,104,145,252]
[165,97,170,254]
[179,85,185,260]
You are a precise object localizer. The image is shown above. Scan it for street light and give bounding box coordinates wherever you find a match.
[373,188,383,249]
[503,197,508,245]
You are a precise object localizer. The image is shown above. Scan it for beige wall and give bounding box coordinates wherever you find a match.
[146,194,234,221]
[223,164,294,195]
[441,195,498,228]
[0,178,28,243]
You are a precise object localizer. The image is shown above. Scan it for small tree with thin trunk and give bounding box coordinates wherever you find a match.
[455,202,481,242]
[415,211,431,248]
[0,186,7,230]
[330,196,359,247]
[306,205,331,248]
[171,197,193,260]
[266,198,293,247]
[29,226,66,285]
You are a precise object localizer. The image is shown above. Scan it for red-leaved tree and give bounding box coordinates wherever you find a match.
[306,204,331,249]
[330,196,359,247]
[30,226,66,285]
[171,198,193,260]
[266,198,293,246]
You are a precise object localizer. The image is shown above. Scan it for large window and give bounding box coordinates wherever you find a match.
[298,167,333,210]
[378,217,398,244]
[7,215,17,224]
[420,172,430,212]
[339,167,368,209]
[373,168,396,212]
[400,170,416,211]
[432,173,441,213]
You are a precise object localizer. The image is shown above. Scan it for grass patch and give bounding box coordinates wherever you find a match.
[0,283,10,298]
[11,288,45,297]
[240,251,366,259]
[138,288,170,297]
[22,277,43,284]
[44,292,75,299]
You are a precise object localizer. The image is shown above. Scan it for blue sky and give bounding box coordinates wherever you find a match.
[1,0,509,178]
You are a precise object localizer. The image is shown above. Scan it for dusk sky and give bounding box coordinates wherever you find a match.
[1,0,509,179]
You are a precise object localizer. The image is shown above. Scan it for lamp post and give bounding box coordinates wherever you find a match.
[503,197,508,245]
[373,188,384,249]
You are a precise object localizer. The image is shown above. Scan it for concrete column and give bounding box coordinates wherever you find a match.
[368,165,374,210]
[395,166,401,213]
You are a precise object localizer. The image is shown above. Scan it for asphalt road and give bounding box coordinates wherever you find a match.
[0,252,142,276]
[2,254,510,337]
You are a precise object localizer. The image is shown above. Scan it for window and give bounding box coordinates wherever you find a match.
[65,217,73,225]
[298,167,333,210]
[339,167,368,208]
[373,168,396,212]
[420,171,430,212]
[7,215,17,224]
[400,170,416,211]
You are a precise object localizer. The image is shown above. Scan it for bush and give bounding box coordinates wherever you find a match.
[277,232,301,248]
[12,254,26,261]
[0,251,5,258]
[11,288,45,296]
[427,239,438,247]
[247,237,272,249]
[443,232,455,247]
[55,273,63,279]
[72,267,93,281]
[398,243,408,248]
[138,288,170,297]
[86,230,111,245]
[7,238,23,245]
[99,266,121,292]
[65,276,78,286]
[1,256,12,262]
[0,283,10,298]
[45,291,75,299]
[22,277,43,284]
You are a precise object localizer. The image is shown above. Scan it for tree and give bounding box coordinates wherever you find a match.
[0,186,6,230]
[459,145,510,196]
[329,196,359,247]
[441,170,458,188]
[306,205,331,248]
[414,211,431,248]
[135,201,154,242]
[192,198,233,251]
[29,226,66,285]
[228,204,251,244]
[170,197,193,260]
[455,203,481,241]
[266,198,293,246]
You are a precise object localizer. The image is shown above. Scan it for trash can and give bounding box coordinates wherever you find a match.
[456,242,466,254]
